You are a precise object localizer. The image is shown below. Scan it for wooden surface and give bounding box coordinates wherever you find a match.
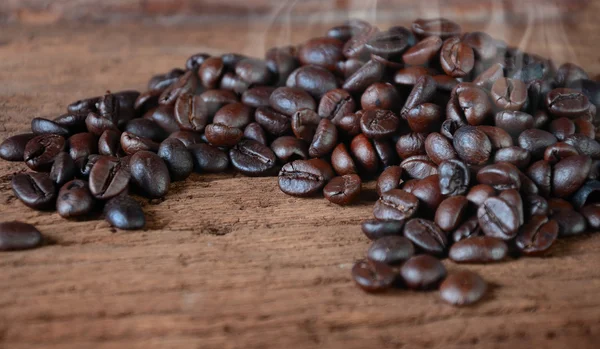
[1,17,600,349]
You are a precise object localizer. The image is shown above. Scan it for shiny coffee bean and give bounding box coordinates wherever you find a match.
[499,189,524,226]
[0,221,43,251]
[411,175,444,216]
[186,52,211,71]
[552,155,591,198]
[571,180,600,209]
[129,151,170,198]
[440,36,474,78]
[564,134,600,159]
[23,134,66,172]
[400,155,438,180]
[242,86,275,108]
[406,103,442,134]
[401,76,437,118]
[213,102,253,129]
[395,132,426,159]
[365,29,411,59]
[243,122,268,145]
[466,184,496,206]
[367,236,414,265]
[50,152,76,186]
[403,218,447,256]
[494,111,534,141]
[515,215,559,255]
[278,159,334,197]
[309,119,338,158]
[158,138,193,181]
[331,143,357,176]
[174,93,209,132]
[518,129,558,159]
[204,123,243,147]
[373,140,398,168]
[452,216,482,242]
[400,255,447,290]
[0,133,35,161]
[68,96,100,114]
[200,89,239,116]
[56,179,95,218]
[477,196,519,240]
[104,194,145,230]
[440,270,486,306]
[342,59,385,94]
[494,146,531,169]
[425,132,457,165]
[402,35,443,65]
[159,71,198,106]
[198,57,225,89]
[435,195,468,232]
[188,143,229,173]
[548,198,574,214]
[286,65,338,99]
[291,109,320,142]
[376,166,403,196]
[462,31,497,61]
[98,130,121,157]
[318,89,356,122]
[490,78,527,111]
[323,174,361,205]
[361,219,405,240]
[351,259,396,293]
[235,58,273,85]
[361,83,400,111]
[373,189,419,221]
[120,131,159,155]
[266,46,300,86]
[394,66,434,86]
[526,160,552,197]
[75,154,101,179]
[447,84,493,126]
[476,162,521,190]
[88,156,130,200]
[255,107,292,136]
[124,118,167,143]
[543,142,579,164]
[556,63,589,87]
[143,105,180,134]
[449,236,508,263]
[31,117,69,136]
[453,126,492,165]
[351,134,379,175]
[477,126,513,150]
[552,209,587,237]
[229,139,277,176]
[473,63,505,89]
[438,159,470,196]
[11,172,56,209]
[298,37,344,70]
[546,88,590,118]
[68,132,98,160]
[581,204,600,230]
[359,109,399,139]
[524,194,549,217]
[549,117,575,141]
[270,87,316,117]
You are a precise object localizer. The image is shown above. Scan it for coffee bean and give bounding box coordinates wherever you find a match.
[88,156,130,200]
[373,140,399,168]
[452,216,482,242]
[361,83,400,111]
[327,24,355,42]
[494,146,531,169]
[68,96,100,114]
[291,109,320,142]
[342,59,385,94]
[412,18,461,39]
[23,134,66,172]
[270,136,309,163]
[204,123,243,147]
[11,172,56,209]
[406,103,442,134]
[435,195,468,232]
[270,87,316,117]
[0,133,35,161]
[120,131,159,155]
[546,88,591,118]
[213,102,253,129]
[548,198,574,214]
[186,52,211,71]
[278,159,334,197]
[463,31,497,61]
[235,58,272,85]
[129,151,170,198]
[466,184,496,206]
[552,155,591,198]
[351,259,396,293]
[438,159,471,196]
[376,166,403,196]
[242,86,275,108]
[104,194,145,230]
[156,138,193,181]
[447,84,493,126]
[174,93,209,132]
[476,162,521,191]
[298,37,344,70]
[229,139,277,176]
[243,122,268,145]
[373,189,419,221]
[440,270,486,306]
[188,143,229,173]
[400,155,438,180]
[440,36,474,77]
[425,132,457,165]
[494,111,535,142]
[367,236,414,265]
[395,132,426,159]
[549,117,575,141]
[490,78,527,111]
[449,236,508,263]
[401,76,437,119]
[453,126,492,165]
[361,219,405,240]
[56,179,95,218]
[0,221,43,251]
[122,119,166,143]
[524,194,549,217]
[255,107,292,136]
[331,143,357,176]
[400,255,447,290]
[552,209,587,237]
[198,57,225,89]
[323,174,361,205]
[556,63,589,87]
[564,134,600,159]
[318,89,356,121]
[403,218,447,255]
[50,152,76,186]
[148,69,184,91]
[543,143,578,165]
[342,22,378,59]
[98,130,121,157]
[478,196,519,240]
[200,89,239,116]
[143,105,180,134]
[68,132,98,160]
[309,119,338,158]
[31,117,70,136]
[286,65,338,99]
[402,35,443,65]
[526,160,552,197]
[359,109,400,139]
[85,111,117,136]
[515,215,558,255]
[581,204,600,230]
[518,129,557,159]
[411,175,444,216]
[394,66,434,86]
[350,134,379,175]
[75,154,101,179]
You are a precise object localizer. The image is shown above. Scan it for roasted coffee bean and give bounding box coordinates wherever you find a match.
[477,196,519,240]
[543,142,579,164]
[452,216,482,242]
[526,160,552,197]
[351,259,396,293]
[23,134,66,172]
[462,31,497,61]
[564,134,600,159]
[490,78,527,111]
[406,103,441,134]
[518,129,557,159]
[439,270,486,306]
[412,18,461,39]
[220,72,250,94]
[235,58,272,85]
[50,152,76,186]
[476,163,521,190]
[298,37,344,70]
[449,236,508,263]
[474,63,505,90]
[440,36,474,78]
[157,138,193,181]
[400,254,447,290]
[453,126,492,165]
[395,132,426,159]
[401,76,437,119]
[123,119,166,143]
[494,146,531,169]
[552,209,587,237]
[269,87,316,117]
[198,57,225,89]
[359,109,400,139]
[331,143,357,176]
[67,132,97,161]
[581,204,600,229]
[85,111,118,136]
[336,59,364,78]
[199,89,239,116]
[270,136,309,163]
[56,179,95,218]
[76,154,101,179]
[278,159,334,197]
[365,29,411,59]
[204,123,243,147]
[188,143,229,173]
[425,133,457,165]
[494,111,534,142]
[243,122,268,145]
[515,215,559,255]
[549,117,576,141]
[435,195,468,232]
[361,83,400,111]
[411,175,444,215]
[88,156,130,200]
[466,184,496,206]
[546,88,591,118]
[367,236,414,265]
[98,130,121,157]
[159,71,197,106]
[377,166,403,196]
[213,102,253,129]
[361,219,405,240]
[440,119,461,139]
[0,221,43,251]
[573,118,595,139]
[438,159,470,196]
[129,151,170,198]
[403,218,447,255]
[351,134,379,175]
[11,172,56,209]
[31,117,69,136]
[373,140,398,168]
[433,74,459,92]
[229,139,277,176]
[242,86,275,108]
[400,155,438,180]
[548,198,574,214]
[342,59,385,94]
[186,52,211,71]
[373,189,419,221]
[309,119,338,158]
[342,21,378,58]
[173,93,209,132]
[556,63,589,87]
[143,105,180,134]
[255,107,292,136]
[104,194,145,230]
[291,109,320,142]
[148,69,184,91]
[477,126,513,150]
[265,46,299,86]
[68,96,100,114]
[394,66,434,86]
[120,132,159,155]
[402,35,443,65]
[327,24,356,42]
[552,155,591,198]
[524,194,549,217]
[447,84,493,126]
[323,174,361,205]
[286,65,338,99]
[0,133,35,161]
[499,189,524,225]
[318,89,356,121]
[571,180,600,209]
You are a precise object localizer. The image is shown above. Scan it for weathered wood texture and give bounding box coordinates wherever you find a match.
[1,14,600,349]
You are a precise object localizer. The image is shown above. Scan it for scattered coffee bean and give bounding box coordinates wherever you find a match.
[0,221,43,251]
[449,236,508,263]
[352,259,397,292]
[400,255,447,290]
[104,194,145,230]
[323,174,361,205]
[440,270,486,306]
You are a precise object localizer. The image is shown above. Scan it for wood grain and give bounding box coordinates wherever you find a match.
[1,17,600,349]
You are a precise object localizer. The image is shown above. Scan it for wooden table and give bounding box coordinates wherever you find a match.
[1,16,600,349]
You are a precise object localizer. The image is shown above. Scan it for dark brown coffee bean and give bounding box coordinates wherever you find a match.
[173,93,209,132]
[68,96,100,114]
[98,130,121,157]
[406,103,442,133]
[373,189,419,221]
[478,196,519,240]
[88,156,130,200]
[327,24,355,42]
[123,119,166,143]
[198,57,225,89]
[204,123,243,147]
[0,221,43,251]
[453,126,492,165]
[394,66,434,86]
[351,259,396,293]
[235,58,273,85]
[342,21,378,58]
[440,36,474,78]
[186,52,211,71]
[412,18,461,39]
[494,110,535,140]
[435,195,468,232]
[395,132,426,159]
[401,76,437,119]
[199,89,239,116]
[351,134,379,175]
[143,105,180,134]
[120,132,159,155]
[411,175,444,216]
[377,166,403,196]
[331,143,357,176]
[548,198,574,214]
[129,151,170,198]
[494,146,531,169]
[367,236,414,265]
[402,35,443,65]
[243,122,268,146]
[291,109,320,142]
[323,174,361,205]
[447,84,493,126]
[318,89,356,122]
[425,132,457,165]
[241,86,275,108]
[490,78,527,111]
[518,129,557,159]
[373,140,399,168]
[361,219,405,240]
[188,143,229,173]
[147,69,184,91]
[220,72,250,94]
[286,65,338,99]
[400,254,447,290]
[365,29,411,59]
[255,107,292,136]
[573,118,595,139]
[31,117,69,136]
[85,111,118,136]
[449,236,508,263]
[50,152,76,186]
[160,71,198,106]
[68,132,98,160]
[56,179,95,218]
[549,117,576,141]
[278,158,334,197]
[473,63,505,90]
[556,63,589,87]
[581,204,600,230]
[400,155,438,180]
[466,184,496,206]
[524,194,549,217]
[157,138,193,181]
[477,126,513,151]
[0,133,35,161]
[440,270,486,306]
[360,83,400,111]
[403,218,447,255]
[552,209,587,237]
[229,139,277,176]
[462,31,497,61]
[552,155,591,198]
[452,216,482,242]
[359,109,400,139]
[11,172,56,209]
[75,154,101,179]
[515,215,559,255]
[342,59,385,94]
[309,119,338,158]
[543,142,579,164]
[546,88,591,118]
[23,134,66,172]
[298,37,344,70]
[270,87,316,117]
[526,160,552,197]
[476,162,521,190]
[104,194,145,230]
[438,159,471,196]
[564,134,600,159]
[498,189,524,226]
[214,102,253,129]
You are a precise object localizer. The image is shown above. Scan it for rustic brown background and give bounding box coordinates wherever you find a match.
[1,1,600,348]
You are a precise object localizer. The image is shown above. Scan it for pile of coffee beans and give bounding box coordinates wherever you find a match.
[1,18,600,306]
